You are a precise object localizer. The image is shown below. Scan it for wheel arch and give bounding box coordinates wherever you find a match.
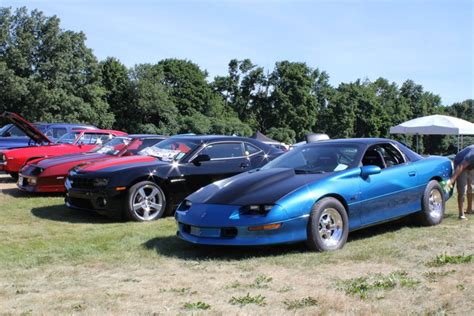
[429,176,442,183]
[126,174,171,206]
[314,193,350,215]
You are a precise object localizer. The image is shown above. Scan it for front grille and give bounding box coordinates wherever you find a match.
[69,177,95,189]
[181,224,238,239]
[69,197,94,210]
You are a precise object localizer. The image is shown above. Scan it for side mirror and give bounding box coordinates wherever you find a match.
[4,132,11,137]
[360,165,381,178]
[192,154,211,166]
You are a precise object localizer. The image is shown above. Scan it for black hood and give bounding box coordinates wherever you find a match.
[188,167,331,205]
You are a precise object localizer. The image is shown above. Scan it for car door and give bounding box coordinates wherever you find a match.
[178,141,250,196]
[358,143,420,226]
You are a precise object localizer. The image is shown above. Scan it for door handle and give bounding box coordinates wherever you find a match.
[240,162,249,169]
[408,171,416,177]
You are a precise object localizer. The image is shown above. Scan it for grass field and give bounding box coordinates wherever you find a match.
[0,174,473,315]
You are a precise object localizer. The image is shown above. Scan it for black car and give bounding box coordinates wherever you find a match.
[65,135,282,221]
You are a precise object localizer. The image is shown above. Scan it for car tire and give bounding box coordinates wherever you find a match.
[414,180,445,226]
[124,181,166,222]
[306,197,349,252]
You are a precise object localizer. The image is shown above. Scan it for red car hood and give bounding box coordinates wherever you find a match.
[1,112,51,144]
[36,152,109,169]
[77,155,157,172]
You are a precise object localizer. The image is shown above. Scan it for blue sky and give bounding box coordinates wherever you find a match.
[2,0,473,105]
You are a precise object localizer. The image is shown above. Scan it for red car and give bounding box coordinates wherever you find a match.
[17,134,166,193]
[0,115,127,178]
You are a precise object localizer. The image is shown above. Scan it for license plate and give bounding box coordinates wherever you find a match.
[18,176,24,186]
[190,226,221,238]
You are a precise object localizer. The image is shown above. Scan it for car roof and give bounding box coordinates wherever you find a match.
[305,138,397,145]
[128,134,167,139]
[35,123,97,128]
[74,129,127,135]
[169,135,255,142]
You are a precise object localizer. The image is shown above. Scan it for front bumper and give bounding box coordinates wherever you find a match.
[65,186,125,217]
[17,173,66,193]
[175,203,308,246]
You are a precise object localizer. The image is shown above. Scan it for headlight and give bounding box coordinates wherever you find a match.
[240,204,274,215]
[93,178,109,187]
[177,200,192,211]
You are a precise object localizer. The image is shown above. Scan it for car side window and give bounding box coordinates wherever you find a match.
[8,126,26,137]
[45,128,67,139]
[244,143,262,155]
[362,145,386,169]
[77,133,110,145]
[200,142,244,159]
[381,143,405,167]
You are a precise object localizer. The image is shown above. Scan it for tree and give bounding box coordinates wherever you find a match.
[266,61,320,141]
[100,57,133,131]
[129,64,179,134]
[0,7,114,127]
[213,59,267,129]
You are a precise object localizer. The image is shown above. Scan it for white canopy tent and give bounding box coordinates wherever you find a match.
[389,115,474,152]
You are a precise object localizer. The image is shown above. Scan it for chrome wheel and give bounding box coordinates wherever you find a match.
[428,188,443,221]
[318,208,343,248]
[131,184,164,221]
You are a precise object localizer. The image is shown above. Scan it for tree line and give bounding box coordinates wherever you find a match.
[0,7,472,154]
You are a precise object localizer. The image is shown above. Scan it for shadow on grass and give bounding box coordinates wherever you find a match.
[1,187,65,198]
[143,235,307,261]
[31,204,118,224]
[348,216,416,242]
[143,215,437,260]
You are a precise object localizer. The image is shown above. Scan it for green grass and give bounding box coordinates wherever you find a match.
[183,301,211,310]
[338,271,420,299]
[426,253,473,267]
[283,296,319,310]
[229,293,267,306]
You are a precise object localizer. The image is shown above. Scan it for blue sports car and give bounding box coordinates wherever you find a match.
[175,138,453,251]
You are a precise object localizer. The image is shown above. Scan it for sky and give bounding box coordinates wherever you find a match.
[2,0,473,105]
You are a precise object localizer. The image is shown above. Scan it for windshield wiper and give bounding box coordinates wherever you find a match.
[294,169,326,174]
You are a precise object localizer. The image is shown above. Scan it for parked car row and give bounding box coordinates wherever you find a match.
[0,112,453,251]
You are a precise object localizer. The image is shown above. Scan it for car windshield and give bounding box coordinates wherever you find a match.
[139,138,199,161]
[92,137,132,155]
[56,131,81,144]
[262,143,361,173]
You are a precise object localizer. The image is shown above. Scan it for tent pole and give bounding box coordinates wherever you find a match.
[416,134,419,153]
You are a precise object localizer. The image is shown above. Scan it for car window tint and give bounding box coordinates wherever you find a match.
[244,143,261,155]
[201,143,244,159]
[381,144,405,167]
[362,146,386,168]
